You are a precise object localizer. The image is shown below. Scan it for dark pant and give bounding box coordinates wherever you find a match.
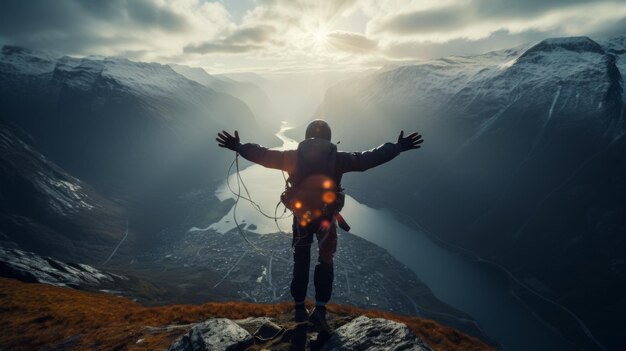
[290,216,337,303]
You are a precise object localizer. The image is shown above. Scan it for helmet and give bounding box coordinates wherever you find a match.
[305,119,331,141]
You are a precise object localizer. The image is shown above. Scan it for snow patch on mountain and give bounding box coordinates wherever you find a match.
[0,46,217,103]
[0,125,96,216]
[100,58,211,99]
[522,36,605,56]
[168,63,227,87]
[326,43,533,109]
[0,247,127,288]
[329,36,622,146]
[0,45,57,75]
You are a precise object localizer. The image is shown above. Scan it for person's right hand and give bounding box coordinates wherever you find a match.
[216,130,241,151]
[397,130,423,151]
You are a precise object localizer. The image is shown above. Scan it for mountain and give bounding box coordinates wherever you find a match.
[0,121,484,338]
[0,277,493,351]
[0,45,279,246]
[3,36,624,349]
[0,46,267,200]
[315,35,625,349]
[0,143,490,342]
[0,119,128,262]
[169,63,278,128]
[218,71,270,87]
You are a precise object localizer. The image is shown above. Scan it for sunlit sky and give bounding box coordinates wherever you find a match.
[1,0,625,74]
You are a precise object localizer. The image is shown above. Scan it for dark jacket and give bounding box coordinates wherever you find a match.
[236,138,402,185]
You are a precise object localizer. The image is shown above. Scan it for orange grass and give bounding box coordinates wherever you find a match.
[0,278,494,351]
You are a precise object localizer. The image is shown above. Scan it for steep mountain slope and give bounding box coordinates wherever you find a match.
[602,34,626,101]
[315,36,625,349]
[0,46,264,199]
[0,119,127,262]
[169,63,278,129]
[423,36,623,245]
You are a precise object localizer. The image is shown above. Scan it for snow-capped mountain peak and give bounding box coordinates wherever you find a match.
[522,36,605,56]
[0,45,57,75]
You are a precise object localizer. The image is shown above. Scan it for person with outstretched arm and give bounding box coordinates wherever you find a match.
[216,119,423,332]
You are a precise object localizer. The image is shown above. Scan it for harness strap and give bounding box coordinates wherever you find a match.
[335,212,351,232]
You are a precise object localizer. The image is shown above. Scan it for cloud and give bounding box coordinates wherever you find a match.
[254,0,359,16]
[228,26,276,43]
[184,25,278,54]
[374,5,471,35]
[368,0,626,41]
[77,0,188,31]
[0,0,232,59]
[590,17,626,39]
[381,29,552,59]
[326,31,378,53]
[184,43,262,54]
[0,0,188,39]
[0,0,625,71]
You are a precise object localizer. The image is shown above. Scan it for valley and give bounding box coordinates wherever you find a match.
[1,34,625,350]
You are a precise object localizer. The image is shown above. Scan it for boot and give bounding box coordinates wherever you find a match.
[308,305,331,333]
[294,303,309,323]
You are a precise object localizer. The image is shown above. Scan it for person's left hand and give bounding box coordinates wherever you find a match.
[216,130,240,151]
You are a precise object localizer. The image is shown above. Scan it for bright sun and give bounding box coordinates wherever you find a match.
[314,29,327,43]
[312,25,329,47]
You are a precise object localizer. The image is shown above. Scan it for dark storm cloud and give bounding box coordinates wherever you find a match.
[75,0,186,30]
[0,1,85,37]
[326,31,378,53]
[375,0,608,35]
[184,25,277,54]
[0,0,187,53]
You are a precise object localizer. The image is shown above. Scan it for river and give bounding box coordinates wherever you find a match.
[198,122,578,351]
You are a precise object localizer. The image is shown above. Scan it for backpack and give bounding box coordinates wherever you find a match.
[280,138,345,226]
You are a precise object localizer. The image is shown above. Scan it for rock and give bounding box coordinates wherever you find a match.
[167,318,253,351]
[234,316,274,328]
[0,247,126,288]
[321,316,434,351]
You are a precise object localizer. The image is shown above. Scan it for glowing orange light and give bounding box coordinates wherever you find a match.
[300,220,307,227]
[322,191,336,204]
[294,201,302,209]
[321,220,330,229]
[314,210,322,217]
[322,179,333,189]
